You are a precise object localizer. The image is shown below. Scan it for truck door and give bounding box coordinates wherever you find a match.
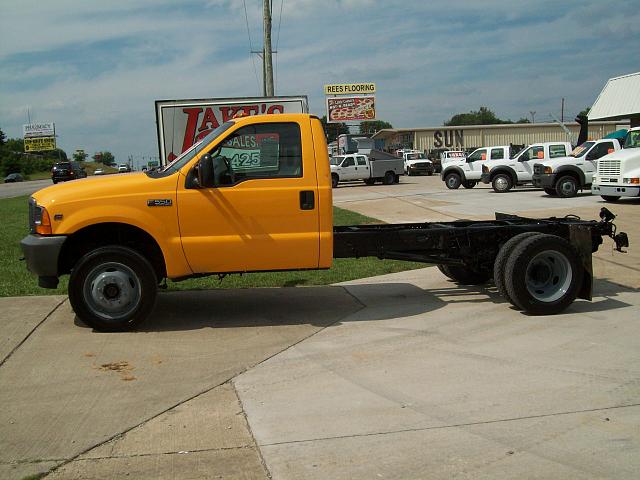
[340,156,359,180]
[517,146,544,180]
[584,141,615,183]
[356,155,370,178]
[466,148,486,174]
[177,120,320,273]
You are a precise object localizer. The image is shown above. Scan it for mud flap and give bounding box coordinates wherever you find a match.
[569,224,593,301]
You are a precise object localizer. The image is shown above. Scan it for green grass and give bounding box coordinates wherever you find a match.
[0,197,426,297]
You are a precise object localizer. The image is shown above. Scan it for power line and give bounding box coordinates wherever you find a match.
[243,0,261,95]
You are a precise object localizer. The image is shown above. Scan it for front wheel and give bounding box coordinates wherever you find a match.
[492,174,513,193]
[555,175,578,198]
[444,173,461,189]
[331,174,339,188]
[601,195,620,203]
[504,234,583,315]
[68,246,158,331]
[463,180,477,189]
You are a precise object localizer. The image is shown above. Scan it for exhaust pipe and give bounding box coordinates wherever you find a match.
[575,114,588,146]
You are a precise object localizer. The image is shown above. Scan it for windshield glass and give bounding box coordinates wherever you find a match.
[570,141,594,158]
[624,130,640,149]
[330,156,344,165]
[158,121,234,174]
[406,153,425,160]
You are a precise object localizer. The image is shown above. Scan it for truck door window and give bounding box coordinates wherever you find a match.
[549,144,567,158]
[490,148,504,160]
[467,149,485,162]
[519,146,543,161]
[357,156,367,166]
[342,157,355,167]
[587,142,614,160]
[209,122,302,185]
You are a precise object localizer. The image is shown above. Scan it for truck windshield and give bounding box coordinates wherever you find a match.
[624,130,640,149]
[330,156,344,165]
[570,141,595,157]
[157,121,234,175]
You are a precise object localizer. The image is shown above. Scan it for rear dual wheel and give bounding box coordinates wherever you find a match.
[495,233,582,314]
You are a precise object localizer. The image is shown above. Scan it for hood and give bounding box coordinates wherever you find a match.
[599,147,640,162]
[32,172,176,208]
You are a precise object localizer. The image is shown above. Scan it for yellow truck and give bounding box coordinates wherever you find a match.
[21,114,628,331]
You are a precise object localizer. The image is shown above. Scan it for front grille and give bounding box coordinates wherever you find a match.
[533,163,544,175]
[598,159,621,176]
[28,197,36,233]
[412,162,431,170]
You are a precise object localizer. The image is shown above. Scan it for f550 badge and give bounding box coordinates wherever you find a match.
[147,199,172,207]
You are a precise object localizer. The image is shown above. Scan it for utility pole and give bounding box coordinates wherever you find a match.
[561,98,564,123]
[263,0,274,96]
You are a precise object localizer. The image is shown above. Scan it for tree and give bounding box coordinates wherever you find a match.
[515,118,531,124]
[444,106,511,126]
[577,107,590,118]
[101,151,115,166]
[73,150,88,162]
[320,115,349,143]
[0,128,6,147]
[359,120,393,135]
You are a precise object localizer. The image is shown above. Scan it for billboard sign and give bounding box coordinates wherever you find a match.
[24,136,56,152]
[326,96,376,123]
[155,96,308,164]
[324,83,376,95]
[23,122,55,138]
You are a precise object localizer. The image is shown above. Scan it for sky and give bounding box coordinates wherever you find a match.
[1,0,639,164]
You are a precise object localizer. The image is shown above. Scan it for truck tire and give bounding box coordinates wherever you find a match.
[331,174,339,188]
[463,180,477,189]
[493,232,543,307]
[504,234,583,315]
[68,246,158,331]
[555,175,578,198]
[444,173,461,189]
[438,264,491,285]
[426,171,433,176]
[383,171,395,185]
[394,174,400,183]
[492,173,513,193]
[363,178,375,186]
[601,195,620,203]
[406,168,412,176]
[544,188,556,196]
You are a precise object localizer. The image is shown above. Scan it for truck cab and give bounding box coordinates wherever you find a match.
[592,127,640,202]
[481,141,572,193]
[441,145,512,189]
[330,153,403,187]
[532,138,622,197]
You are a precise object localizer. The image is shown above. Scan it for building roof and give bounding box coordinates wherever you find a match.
[588,72,640,121]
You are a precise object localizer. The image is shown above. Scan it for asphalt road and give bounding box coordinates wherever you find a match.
[0,179,52,199]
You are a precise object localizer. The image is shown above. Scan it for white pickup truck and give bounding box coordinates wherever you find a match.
[399,150,434,176]
[330,153,404,187]
[441,145,513,189]
[532,138,622,198]
[481,141,572,193]
[592,127,640,202]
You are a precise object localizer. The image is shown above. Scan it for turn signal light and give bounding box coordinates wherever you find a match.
[623,178,640,184]
[544,166,553,174]
[35,207,52,235]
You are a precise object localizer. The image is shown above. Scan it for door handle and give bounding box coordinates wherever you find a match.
[300,191,315,210]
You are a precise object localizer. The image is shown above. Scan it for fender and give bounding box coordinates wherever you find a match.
[489,166,517,183]
[441,166,467,182]
[555,165,586,186]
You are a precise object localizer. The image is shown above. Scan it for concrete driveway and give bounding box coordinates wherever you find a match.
[1,175,638,479]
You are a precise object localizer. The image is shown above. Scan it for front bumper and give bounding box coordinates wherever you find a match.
[407,164,434,174]
[20,234,67,288]
[480,173,491,184]
[592,184,640,197]
[531,173,556,188]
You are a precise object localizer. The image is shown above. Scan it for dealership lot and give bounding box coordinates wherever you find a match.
[1,175,639,479]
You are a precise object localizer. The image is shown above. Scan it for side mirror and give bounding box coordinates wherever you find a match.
[197,154,214,188]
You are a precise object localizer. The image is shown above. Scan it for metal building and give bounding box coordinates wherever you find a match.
[588,71,640,128]
[372,121,625,154]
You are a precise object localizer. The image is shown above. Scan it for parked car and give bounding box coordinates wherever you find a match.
[398,150,434,176]
[51,161,87,184]
[94,169,105,176]
[118,164,131,173]
[4,173,24,183]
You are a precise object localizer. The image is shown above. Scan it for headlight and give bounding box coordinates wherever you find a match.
[29,199,52,235]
